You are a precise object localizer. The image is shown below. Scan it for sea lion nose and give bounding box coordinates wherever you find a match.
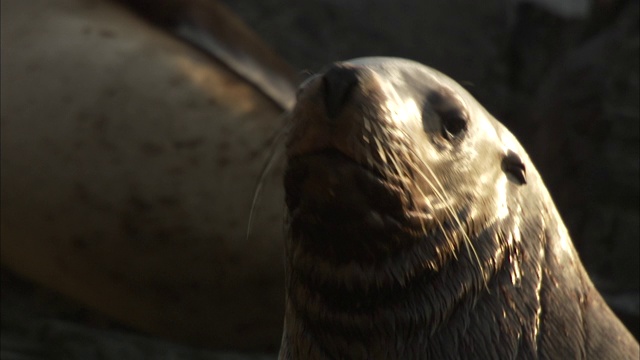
[322,65,359,119]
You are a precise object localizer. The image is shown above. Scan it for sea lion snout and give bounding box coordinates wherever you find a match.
[321,64,360,119]
[287,64,386,163]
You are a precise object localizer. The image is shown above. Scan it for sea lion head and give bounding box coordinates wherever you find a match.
[285,57,531,272]
[280,57,638,360]
[282,57,541,358]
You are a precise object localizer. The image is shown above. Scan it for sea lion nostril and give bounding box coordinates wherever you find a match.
[322,65,359,119]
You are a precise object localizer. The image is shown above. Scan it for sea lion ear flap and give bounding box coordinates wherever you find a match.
[502,150,527,185]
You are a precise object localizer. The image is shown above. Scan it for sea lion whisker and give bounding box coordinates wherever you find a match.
[372,128,388,166]
[406,161,461,263]
[246,116,290,243]
[402,143,485,280]
[385,151,436,240]
[387,134,457,245]
[384,146,462,269]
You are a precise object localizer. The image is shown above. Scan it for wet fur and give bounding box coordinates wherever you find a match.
[278,58,639,359]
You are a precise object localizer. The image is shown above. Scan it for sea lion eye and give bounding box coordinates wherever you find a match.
[426,90,468,141]
[440,110,468,140]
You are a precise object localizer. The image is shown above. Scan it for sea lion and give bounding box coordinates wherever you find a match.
[280,57,639,359]
[114,0,297,110]
[1,0,294,351]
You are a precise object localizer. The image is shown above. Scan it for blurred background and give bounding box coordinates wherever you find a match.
[1,0,638,359]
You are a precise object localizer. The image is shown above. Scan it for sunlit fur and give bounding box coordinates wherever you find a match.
[257,58,638,359]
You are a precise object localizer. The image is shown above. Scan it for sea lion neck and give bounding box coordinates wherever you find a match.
[281,213,523,359]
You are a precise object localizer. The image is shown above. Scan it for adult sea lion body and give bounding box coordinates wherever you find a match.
[281,57,639,359]
[1,0,294,350]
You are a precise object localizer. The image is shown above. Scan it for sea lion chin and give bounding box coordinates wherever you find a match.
[280,57,639,359]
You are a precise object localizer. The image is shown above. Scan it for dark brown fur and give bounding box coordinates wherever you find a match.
[280,58,639,359]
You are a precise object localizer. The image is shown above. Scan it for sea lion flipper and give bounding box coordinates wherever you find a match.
[115,0,298,110]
